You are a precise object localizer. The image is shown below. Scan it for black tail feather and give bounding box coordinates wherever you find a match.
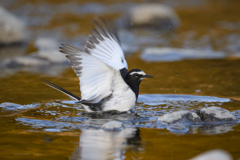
[41,78,81,101]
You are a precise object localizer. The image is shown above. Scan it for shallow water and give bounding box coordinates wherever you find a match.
[1,0,240,159]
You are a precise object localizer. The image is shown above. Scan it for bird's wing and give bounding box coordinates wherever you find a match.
[60,43,119,103]
[85,19,128,76]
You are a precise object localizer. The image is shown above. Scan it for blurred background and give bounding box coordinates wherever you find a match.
[0,0,240,104]
[0,0,240,159]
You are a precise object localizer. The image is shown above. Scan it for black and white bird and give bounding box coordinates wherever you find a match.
[42,19,153,112]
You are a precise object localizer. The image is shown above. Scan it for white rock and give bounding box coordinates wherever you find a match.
[141,47,226,62]
[200,106,237,122]
[101,121,123,131]
[0,6,27,44]
[35,38,58,50]
[190,149,232,160]
[13,56,50,66]
[36,50,67,63]
[34,38,67,63]
[157,110,201,123]
[129,4,180,29]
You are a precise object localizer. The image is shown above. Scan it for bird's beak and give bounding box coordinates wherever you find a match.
[144,74,154,78]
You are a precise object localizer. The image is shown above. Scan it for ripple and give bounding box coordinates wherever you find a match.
[14,94,239,135]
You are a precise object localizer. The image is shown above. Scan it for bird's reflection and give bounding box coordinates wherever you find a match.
[70,123,142,160]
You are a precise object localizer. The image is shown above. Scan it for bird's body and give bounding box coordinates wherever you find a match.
[43,19,153,112]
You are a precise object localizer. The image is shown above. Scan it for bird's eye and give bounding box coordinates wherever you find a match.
[134,74,138,78]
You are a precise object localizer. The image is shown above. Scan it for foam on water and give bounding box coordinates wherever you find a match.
[0,102,40,110]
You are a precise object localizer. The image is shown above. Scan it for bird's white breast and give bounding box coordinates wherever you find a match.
[102,75,136,112]
[102,86,136,111]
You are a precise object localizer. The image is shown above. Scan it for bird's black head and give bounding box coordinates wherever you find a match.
[125,69,153,99]
[126,69,153,84]
[125,69,153,100]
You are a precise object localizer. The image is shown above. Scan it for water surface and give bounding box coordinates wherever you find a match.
[1,0,240,159]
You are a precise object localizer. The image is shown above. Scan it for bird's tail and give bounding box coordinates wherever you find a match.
[41,78,81,101]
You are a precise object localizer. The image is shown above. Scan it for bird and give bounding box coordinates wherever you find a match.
[42,19,153,112]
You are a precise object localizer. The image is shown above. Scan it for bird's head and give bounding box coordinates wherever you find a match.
[126,69,153,84]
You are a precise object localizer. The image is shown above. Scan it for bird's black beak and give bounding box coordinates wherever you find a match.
[144,74,154,78]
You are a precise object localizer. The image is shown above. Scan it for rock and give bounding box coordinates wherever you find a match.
[11,56,50,66]
[155,110,201,132]
[127,4,180,29]
[0,45,26,61]
[0,38,68,69]
[167,123,189,133]
[156,110,202,124]
[154,107,238,134]
[190,149,232,160]
[141,47,226,62]
[198,106,238,122]
[0,6,27,45]
[35,38,58,50]
[101,121,123,131]
[34,38,67,63]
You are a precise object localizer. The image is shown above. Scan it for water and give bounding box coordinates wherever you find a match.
[1,0,240,159]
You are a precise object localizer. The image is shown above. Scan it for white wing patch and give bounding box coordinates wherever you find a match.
[85,20,128,71]
[60,43,117,103]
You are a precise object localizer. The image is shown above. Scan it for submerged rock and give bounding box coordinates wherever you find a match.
[154,107,238,134]
[156,110,201,124]
[141,47,226,62]
[126,4,180,29]
[155,110,201,132]
[198,106,238,122]
[190,149,232,160]
[0,6,27,45]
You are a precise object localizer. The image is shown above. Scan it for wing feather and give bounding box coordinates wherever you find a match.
[60,43,118,103]
[85,19,128,74]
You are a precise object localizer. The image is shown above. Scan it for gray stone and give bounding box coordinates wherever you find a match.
[34,38,67,63]
[190,149,232,160]
[199,106,238,122]
[0,45,27,61]
[127,4,180,29]
[12,56,50,66]
[156,110,202,124]
[141,47,226,62]
[0,6,27,44]
[167,123,189,133]
[154,106,238,134]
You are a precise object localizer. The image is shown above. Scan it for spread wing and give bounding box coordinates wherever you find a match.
[60,43,119,103]
[85,19,128,78]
